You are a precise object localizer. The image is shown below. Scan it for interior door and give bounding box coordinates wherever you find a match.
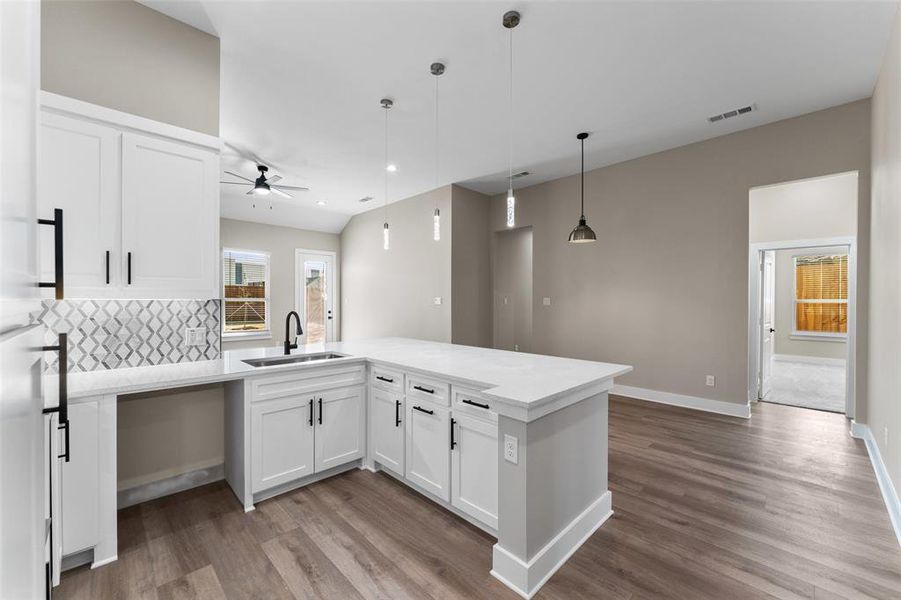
[121,132,218,298]
[314,386,364,472]
[759,250,776,399]
[296,251,336,344]
[39,112,120,296]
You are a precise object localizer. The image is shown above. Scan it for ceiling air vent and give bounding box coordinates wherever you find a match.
[708,104,755,124]
[511,171,530,180]
[359,196,374,203]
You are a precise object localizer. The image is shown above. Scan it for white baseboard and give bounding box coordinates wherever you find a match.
[491,491,612,599]
[117,463,224,509]
[613,384,751,419]
[773,353,846,367]
[850,421,901,548]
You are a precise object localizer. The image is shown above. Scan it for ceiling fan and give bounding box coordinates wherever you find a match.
[220,164,309,199]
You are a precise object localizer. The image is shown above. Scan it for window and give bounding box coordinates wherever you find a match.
[793,253,848,337]
[223,249,270,338]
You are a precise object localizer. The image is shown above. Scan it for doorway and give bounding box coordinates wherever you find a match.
[749,240,855,415]
[492,227,533,352]
[295,249,337,344]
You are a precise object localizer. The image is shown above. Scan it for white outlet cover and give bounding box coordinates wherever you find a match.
[706,375,715,387]
[433,296,443,305]
[504,434,518,464]
[543,297,551,306]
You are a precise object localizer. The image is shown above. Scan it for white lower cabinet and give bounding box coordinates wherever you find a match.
[371,388,404,476]
[451,413,499,529]
[61,402,100,555]
[314,387,365,472]
[251,395,315,493]
[405,400,451,501]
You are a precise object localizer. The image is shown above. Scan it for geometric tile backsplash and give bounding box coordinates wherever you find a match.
[31,298,221,373]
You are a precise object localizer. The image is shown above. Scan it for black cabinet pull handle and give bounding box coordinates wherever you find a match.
[413,385,435,394]
[105,250,110,285]
[308,399,313,426]
[376,375,394,383]
[41,333,69,462]
[395,399,401,427]
[127,251,132,285]
[318,397,323,425]
[412,405,433,415]
[462,398,490,410]
[37,208,64,299]
[450,418,456,449]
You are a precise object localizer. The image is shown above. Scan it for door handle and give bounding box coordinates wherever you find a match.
[413,385,435,394]
[412,405,433,415]
[769,328,776,333]
[318,397,323,425]
[376,375,394,383]
[462,398,490,410]
[105,250,110,285]
[127,252,132,285]
[308,399,313,426]
[327,309,333,321]
[395,399,401,427]
[37,208,64,299]
[450,418,456,450]
[41,333,69,462]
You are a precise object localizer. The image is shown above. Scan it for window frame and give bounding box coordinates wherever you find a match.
[791,252,848,340]
[222,247,272,341]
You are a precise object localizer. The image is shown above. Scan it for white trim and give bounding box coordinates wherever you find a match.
[294,248,338,343]
[772,353,847,367]
[613,384,751,418]
[748,236,856,418]
[117,463,224,509]
[490,492,612,599]
[850,421,901,548]
[40,91,220,151]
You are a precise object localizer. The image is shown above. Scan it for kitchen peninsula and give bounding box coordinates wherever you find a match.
[46,338,631,599]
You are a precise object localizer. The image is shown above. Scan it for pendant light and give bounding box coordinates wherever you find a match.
[568,132,597,243]
[381,98,393,250]
[503,10,520,228]
[431,62,445,241]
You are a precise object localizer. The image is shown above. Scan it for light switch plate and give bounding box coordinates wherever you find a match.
[433,296,443,305]
[543,297,551,306]
[504,434,518,464]
[706,375,715,387]
[184,326,206,347]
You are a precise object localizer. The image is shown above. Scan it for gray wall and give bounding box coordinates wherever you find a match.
[868,7,901,508]
[451,185,492,348]
[221,218,340,350]
[340,186,453,342]
[41,0,220,135]
[774,247,848,360]
[489,100,871,411]
[493,228,533,353]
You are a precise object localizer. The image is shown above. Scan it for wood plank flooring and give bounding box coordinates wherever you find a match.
[56,397,901,599]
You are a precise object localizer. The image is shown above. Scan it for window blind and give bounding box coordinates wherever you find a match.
[794,254,848,334]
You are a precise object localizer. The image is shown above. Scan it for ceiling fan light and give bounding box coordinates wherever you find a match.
[568,217,597,243]
[386,164,397,172]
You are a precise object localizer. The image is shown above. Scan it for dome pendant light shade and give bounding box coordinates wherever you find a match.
[568,132,597,244]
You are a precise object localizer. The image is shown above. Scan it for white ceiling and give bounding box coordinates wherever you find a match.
[142,0,898,234]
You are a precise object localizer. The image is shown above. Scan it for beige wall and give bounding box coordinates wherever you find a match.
[41,0,220,135]
[220,218,340,350]
[493,228,533,352]
[749,171,858,243]
[451,185,492,348]
[774,247,848,360]
[868,7,901,504]
[340,186,453,342]
[489,100,871,410]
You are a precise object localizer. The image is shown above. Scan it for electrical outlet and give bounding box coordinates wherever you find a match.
[504,434,518,464]
[514,344,519,352]
[184,326,206,347]
[706,375,716,387]
[543,297,551,306]
[433,296,443,305]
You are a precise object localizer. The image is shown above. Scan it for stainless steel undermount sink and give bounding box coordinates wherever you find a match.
[241,352,348,368]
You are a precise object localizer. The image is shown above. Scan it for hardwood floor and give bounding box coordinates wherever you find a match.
[57,397,901,599]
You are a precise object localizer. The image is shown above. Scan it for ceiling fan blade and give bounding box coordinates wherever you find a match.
[224,170,255,183]
[266,175,283,185]
[272,184,309,192]
[220,181,251,186]
[271,187,293,199]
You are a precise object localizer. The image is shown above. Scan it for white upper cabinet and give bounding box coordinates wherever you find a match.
[122,133,218,298]
[38,113,120,296]
[38,94,220,300]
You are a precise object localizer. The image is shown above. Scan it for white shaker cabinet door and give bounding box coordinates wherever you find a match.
[251,396,315,493]
[38,112,120,296]
[314,386,364,473]
[60,401,99,556]
[371,388,404,476]
[405,401,450,501]
[121,133,218,299]
[451,413,498,529]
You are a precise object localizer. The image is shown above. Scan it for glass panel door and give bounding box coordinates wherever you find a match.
[295,251,335,344]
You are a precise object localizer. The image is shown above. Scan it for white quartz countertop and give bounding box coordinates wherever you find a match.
[47,338,631,418]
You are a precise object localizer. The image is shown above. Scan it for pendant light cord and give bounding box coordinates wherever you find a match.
[508,27,514,192]
[384,104,389,222]
[580,136,585,219]
[435,74,440,190]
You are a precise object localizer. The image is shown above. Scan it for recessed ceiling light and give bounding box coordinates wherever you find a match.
[386,164,397,172]
[316,200,326,206]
